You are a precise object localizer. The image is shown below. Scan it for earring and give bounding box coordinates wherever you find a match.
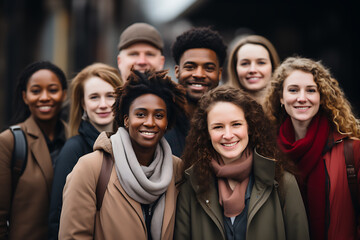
[82,111,88,120]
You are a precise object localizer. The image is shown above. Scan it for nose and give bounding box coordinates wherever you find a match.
[143,116,155,127]
[297,90,307,103]
[222,126,234,140]
[136,53,148,65]
[249,62,257,73]
[39,90,50,101]
[99,96,108,109]
[192,67,205,79]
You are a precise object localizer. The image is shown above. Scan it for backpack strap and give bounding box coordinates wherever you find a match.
[9,125,28,197]
[344,139,359,219]
[96,151,114,211]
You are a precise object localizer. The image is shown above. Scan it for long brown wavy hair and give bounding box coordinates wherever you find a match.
[227,35,280,89]
[182,85,294,194]
[264,56,360,137]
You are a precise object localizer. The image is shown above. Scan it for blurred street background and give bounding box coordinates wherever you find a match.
[1,0,359,129]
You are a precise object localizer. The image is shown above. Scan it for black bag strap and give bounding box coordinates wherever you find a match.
[96,151,113,210]
[344,139,359,219]
[9,125,28,197]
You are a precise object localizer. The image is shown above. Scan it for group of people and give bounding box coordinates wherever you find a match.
[0,22,359,240]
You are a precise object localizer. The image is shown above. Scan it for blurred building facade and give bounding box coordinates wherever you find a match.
[0,0,359,129]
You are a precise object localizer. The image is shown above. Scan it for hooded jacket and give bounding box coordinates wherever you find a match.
[59,132,182,240]
[174,150,310,240]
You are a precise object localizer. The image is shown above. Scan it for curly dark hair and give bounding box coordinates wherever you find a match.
[172,26,227,67]
[112,69,187,129]
[10,60,68,125]
[182,85,294,193]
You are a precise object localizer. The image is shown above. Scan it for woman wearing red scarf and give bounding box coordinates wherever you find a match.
[265,56,360,240]
[174,86,309,240]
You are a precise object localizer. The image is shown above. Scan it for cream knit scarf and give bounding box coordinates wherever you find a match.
[110,127,173,240]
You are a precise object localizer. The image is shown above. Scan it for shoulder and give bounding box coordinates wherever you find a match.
[172,155,183,184]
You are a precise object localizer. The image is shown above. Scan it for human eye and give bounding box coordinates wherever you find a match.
[205,64,216,72]
[287,87,298,93]
[135,112,145,117]
[89,94,99,100]
[307,87,318,93]
[155,113,165,119]
[30,88,41,94]
[183,64,194,70]
[146,52,156,57]
[128,51,139,56]
[239,61,249,66]
[107,92,115,98]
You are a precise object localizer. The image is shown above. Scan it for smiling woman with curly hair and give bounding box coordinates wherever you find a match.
[174,85,309,240]
[264,56,360,240]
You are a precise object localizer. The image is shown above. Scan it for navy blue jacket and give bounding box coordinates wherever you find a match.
[48,120,99,240]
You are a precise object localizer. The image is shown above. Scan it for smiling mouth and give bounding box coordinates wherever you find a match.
[140,131,156,136]
[294,106,310,110]
[221,141,238,147]
[246,77,262,83]
[38,106,52,112]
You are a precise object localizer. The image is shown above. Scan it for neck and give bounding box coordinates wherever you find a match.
[91,121,113,133]
[132,142,156,167]
[186,101,197,118]
[248,87,267,106]
[291,118,311,140]
[35,117,58,141]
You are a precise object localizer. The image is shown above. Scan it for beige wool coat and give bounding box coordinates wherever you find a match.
[59,132,182,240]
[0,116,66,240]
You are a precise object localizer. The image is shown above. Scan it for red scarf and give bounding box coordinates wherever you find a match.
[278,113,329,240]
[210,149,253,217]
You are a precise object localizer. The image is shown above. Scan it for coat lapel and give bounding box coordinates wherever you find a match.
[23,116,53,194]
[113,179,147,231]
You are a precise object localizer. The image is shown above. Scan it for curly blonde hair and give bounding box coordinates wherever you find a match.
[264,56,360,137]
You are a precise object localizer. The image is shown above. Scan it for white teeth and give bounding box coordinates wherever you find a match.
[39,106,51,111]
[223,142,237,147]
[192,84,203,87]
[141,132,155,136]
[295,107,309,110]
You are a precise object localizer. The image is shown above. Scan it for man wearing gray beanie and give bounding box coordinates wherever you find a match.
[117,22,165,81]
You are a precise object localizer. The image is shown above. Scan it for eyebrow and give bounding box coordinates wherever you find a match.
[133,107,166,112]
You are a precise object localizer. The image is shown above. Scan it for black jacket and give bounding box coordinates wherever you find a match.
[48,120,99,240]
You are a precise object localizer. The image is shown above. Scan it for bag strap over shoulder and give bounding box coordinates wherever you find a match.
[9,125,28,197]
[344,139,359,219]
[96,151,114,210]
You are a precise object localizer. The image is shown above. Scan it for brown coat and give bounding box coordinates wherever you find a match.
[0,116,61,240]
[59,132,183,240]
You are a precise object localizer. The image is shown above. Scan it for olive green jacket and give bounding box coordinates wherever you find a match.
[174,150,310,240]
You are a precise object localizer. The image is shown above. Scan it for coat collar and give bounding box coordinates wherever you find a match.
[113,167,177,239]
[22,116,53,194]
[185,149,276,238]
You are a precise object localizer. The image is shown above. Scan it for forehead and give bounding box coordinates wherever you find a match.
[237,43,270,60]
[84,77,114,93]
[27,69,61,87]
[284,70,316,86]
[179,48,219,66]
[208,101,245,121]
[129,93,166,110]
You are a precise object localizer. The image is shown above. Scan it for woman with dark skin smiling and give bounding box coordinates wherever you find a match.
[0,61,67,240]
[59,70,186,240]
[265,57,360,240]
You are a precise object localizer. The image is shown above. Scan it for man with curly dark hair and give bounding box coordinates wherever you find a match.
[165,26,227,157]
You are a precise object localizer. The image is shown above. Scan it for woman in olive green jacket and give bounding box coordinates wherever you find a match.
[174,86,309,240]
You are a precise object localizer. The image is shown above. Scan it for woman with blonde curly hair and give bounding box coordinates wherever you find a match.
[175,86,309,240]
[264,56,360,240]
